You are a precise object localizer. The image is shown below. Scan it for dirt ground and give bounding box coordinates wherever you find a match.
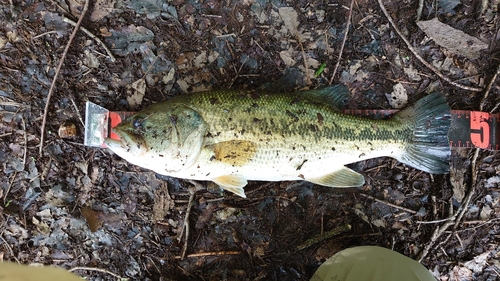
[1,0,500,280]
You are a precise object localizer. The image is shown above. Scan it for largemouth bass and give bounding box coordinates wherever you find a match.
[105,86,451,197]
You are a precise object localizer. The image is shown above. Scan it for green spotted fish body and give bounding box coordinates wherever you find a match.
[105,86,451,197]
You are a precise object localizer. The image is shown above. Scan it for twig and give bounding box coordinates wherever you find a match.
[39,0,89,156]
[179,182,201,260]
[481,65,500,112]
[174,251,242,259]
[453,149,480,229]
[228,56,248,89]
[70,97,85,126]
[298,37,311,85]
[360,193,417,214]
[416,215,457,224]
[32,31,58,40]
[377,0,483,92]
[0,101,25,107]
[329,0,354,85]
[0,232,20,263]
[416,0,424,21]
[4,171,17,203]
[21,118,27,168]
[418,199,456,263]
[295,223,351,251]
[62,17,116,62]
[69,267,125,279]
[418,119,483,262]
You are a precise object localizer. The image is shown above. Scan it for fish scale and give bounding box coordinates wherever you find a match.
[105,86,451,198]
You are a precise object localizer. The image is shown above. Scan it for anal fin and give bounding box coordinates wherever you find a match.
[212,175,248,198]
[306,166,365,187]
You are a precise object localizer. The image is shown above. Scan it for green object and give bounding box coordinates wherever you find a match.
[315,63,327,77]
[0,262,83,281]
[310,246,436,281]
[104,87,450,198]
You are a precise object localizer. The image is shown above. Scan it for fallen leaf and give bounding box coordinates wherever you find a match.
[439,0,461,14]
[279,50,296,66]
[162,67,176,84]
[81,206,104,232]
[126,78,146,108]
[417,18,488,59]
[385,83,408,109]
[464,251,491,274]
[279,7,299,36]
[83,49,100,68]
[480,205,492,220]
[105,25,154,56]
[153,183,173,222]
[127,0,165,18]
[90,0,115,21]
[403,66,421,81]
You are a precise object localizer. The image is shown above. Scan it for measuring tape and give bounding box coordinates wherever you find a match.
[84,102,500,151]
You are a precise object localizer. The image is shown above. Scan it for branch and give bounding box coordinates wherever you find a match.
[39,0,90,156]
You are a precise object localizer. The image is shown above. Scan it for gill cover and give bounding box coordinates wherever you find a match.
[141,104,208,172]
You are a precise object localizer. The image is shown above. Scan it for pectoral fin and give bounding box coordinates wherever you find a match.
[307,167,365,187]
[212,175,248,198]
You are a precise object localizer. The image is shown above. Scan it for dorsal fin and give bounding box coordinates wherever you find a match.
[302,85,350,110]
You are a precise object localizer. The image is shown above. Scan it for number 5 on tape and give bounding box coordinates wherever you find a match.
[470,111,491,149]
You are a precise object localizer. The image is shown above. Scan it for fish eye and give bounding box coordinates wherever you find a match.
[132,118,143,128]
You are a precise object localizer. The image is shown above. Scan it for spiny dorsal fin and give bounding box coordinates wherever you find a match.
[306,166,365,187]
[302,85,350,110]
[212,175,248,198]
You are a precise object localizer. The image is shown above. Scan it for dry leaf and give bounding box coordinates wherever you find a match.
[153,183,173,222]
[385,83,408,109]
[279,7,299,35]
[90,0,115,21]
[279,50,296,66]
[417,18,488,59]
[81,206,104,232]
[126,78,146,108]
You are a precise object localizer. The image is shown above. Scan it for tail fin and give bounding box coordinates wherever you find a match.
[394,92,451,174]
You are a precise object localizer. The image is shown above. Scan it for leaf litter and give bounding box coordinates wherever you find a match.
[0,0,500,280]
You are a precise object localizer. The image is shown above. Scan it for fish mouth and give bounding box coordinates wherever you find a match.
[104,127,147,156]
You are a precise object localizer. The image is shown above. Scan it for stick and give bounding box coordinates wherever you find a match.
[360,193,417,214]
[62,17,116,62]
[179,182,203,260]
[329,0,354,85]
[39,0,89,156]
[21,118,27,168]
[453,149,480,229]
[174,251,241,259]
[69,267,124,279]
[377,0,483,92]
[70,98,85,126]
[295,223,351,251]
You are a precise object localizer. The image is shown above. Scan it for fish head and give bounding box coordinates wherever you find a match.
[105,103,208,174]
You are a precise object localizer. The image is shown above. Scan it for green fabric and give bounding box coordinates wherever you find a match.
[311,246,436,281]
[0,262,83,281]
